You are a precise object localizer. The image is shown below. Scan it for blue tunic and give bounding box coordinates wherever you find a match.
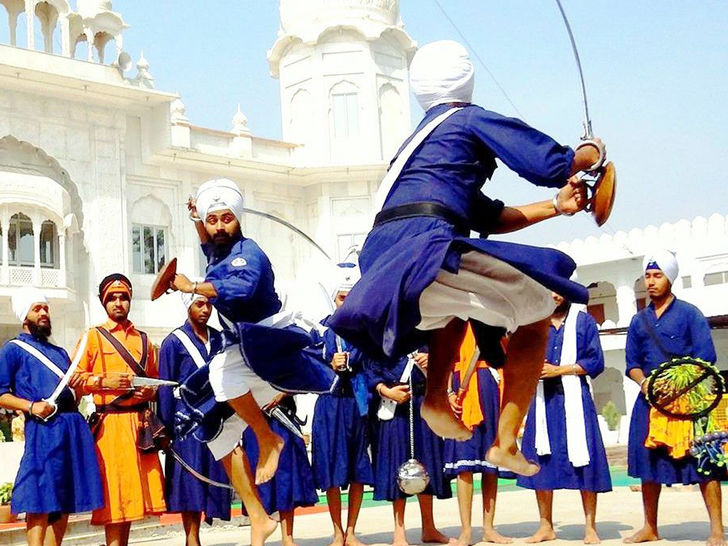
[242,400,318,514]
[0,334,104,515]
[366,358,452,501]
[329,104,587,361]
[443,367,500,477]
[311,318,374,490]
[626,298,717,485]
[175,237,337,441]
[158,322,231,521]
[518,311,612,492]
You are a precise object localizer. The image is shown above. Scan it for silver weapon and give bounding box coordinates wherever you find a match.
[131,376,179,387]
[265,405,305,441]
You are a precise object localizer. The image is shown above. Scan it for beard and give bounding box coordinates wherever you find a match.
[554,300,571,314]
[28,320,52,342]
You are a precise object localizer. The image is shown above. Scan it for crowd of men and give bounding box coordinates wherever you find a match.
[0,39,724,546]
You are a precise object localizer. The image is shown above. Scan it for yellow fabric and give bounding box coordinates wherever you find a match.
[74,319,166,525]
[645,405,693,459]
[454,323,489,431]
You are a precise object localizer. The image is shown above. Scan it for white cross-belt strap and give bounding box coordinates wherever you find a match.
[172,329,208,370]
[374,107,463,212]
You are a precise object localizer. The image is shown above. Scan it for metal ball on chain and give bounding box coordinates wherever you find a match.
[397,458,430,495]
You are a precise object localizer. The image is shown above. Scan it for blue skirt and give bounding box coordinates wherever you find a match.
[329,218,587,361]
[243,418,318,514]
[371,393,452,502]
[311,393,374,490]
[628,395,721,484]
[443,368,500,477]
[518,380,612,492]
[12,412,104,515]
[165,435,232,521]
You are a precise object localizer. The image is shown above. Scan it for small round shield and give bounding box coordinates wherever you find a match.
[590,161,616,226]
[151,257,178,301]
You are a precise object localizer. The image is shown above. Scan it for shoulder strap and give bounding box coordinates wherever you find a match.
[373,106,464,212]
[96,327,148,377]
[172,329,208,369]
[10,339,64,378]
[639,312,675,360]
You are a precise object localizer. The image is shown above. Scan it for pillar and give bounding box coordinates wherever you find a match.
[616,284,636,327]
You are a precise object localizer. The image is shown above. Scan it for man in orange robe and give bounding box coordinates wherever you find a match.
[73,274,166,546]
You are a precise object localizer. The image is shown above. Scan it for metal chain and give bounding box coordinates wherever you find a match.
[409,373,415,459]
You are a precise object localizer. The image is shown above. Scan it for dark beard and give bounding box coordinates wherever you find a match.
[28,321,52,342]
[554,301,571,315]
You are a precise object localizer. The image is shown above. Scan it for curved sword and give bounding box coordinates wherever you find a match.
[554,0,593,140]
[243,207,332,261]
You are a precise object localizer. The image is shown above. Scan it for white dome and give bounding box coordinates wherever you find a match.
[280,0,399,34]
[77,0,112,16]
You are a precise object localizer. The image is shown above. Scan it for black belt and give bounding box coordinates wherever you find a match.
[373,202,470,235]
[95,402,148,414]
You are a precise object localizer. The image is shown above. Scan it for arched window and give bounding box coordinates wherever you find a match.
[8,213,33,266]
[378,83,404,159]
[39,219,58,268]
[130,195,172,275]
[330,81,360,140]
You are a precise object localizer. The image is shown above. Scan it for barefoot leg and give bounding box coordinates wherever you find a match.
[418,494,450,543]
[26,513,49,546]
[455,472,474,546]
[481,472,512,544]
[392,499,409,546]
[580,491,601,544]
[222,448,277,546]
[623,481,660,543]
[699,480,726,546]
[345,482,367,546]
[486,319,547,477]
[280,509,298,546]
[525,490,556,543]
[181,511,202,546]
[326,487,346,546]
[227,392,284,484]
[422,319,472,440]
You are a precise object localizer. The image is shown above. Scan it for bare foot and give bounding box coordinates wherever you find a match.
[483,527,513,544]
[251,516,278,546]
[255,432,285,484]
[485,446,539,477]
[421,528,452,544]
[584,527,601,544]
[345,532,367,546]
[706,533,726,546]
[282,540,299,546]
[453,528,472,546]
[393,532,410,546]
[421,396,472,440]
[525,525,556,544]
[329,532,346,546]
[623,527,660,543]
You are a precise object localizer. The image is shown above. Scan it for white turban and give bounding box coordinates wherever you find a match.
[332,262,360,299]
[181,279,207,309]
[410,40,475,112]
[196,179,244,221]
[12,286,47,324]
[643,249,679,285]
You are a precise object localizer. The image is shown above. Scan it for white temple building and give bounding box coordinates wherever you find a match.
[0,0,726,442]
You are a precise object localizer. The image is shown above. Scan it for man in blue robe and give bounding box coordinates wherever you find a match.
[158,290,232,544]
[517,292,611,543]
[0,287,103,546]
[624,250,724,546]
[329,40,607,476]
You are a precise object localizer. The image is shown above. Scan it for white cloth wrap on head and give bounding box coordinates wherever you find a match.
[642,249,679,285]
[181,279,206,309]
[332,263,360,299]
[196,178,244,221]
[409,40,475,112]
[12,286,47,323]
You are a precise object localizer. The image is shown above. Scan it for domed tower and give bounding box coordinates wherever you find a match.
[268,0,416,164]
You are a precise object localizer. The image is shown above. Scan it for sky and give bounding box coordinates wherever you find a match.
[116,1,728,246]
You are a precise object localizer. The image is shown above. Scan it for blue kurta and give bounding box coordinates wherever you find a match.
[329,104,586,361]
[158,322,231,521]
[311,318,374,490]
[443,367,500,477]
[0,334,103,515]
[175,237,337,442]
[366,358,452,501]
[626,298,717,485]
[518,311,612,492]
[242,400,318,514]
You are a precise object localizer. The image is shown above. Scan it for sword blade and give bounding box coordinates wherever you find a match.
[267,406,305,440]
[131,377,179,387]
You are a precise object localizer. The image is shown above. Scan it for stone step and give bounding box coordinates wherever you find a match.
[605,444,628,467]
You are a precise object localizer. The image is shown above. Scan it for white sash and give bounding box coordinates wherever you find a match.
[377,352,417,421]
[534,307,590,467]
[11,332,88,406]
[374,107,463,212]
[172,329,209,370]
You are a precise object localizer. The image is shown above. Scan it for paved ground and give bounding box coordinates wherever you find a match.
[129,485,721,546]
